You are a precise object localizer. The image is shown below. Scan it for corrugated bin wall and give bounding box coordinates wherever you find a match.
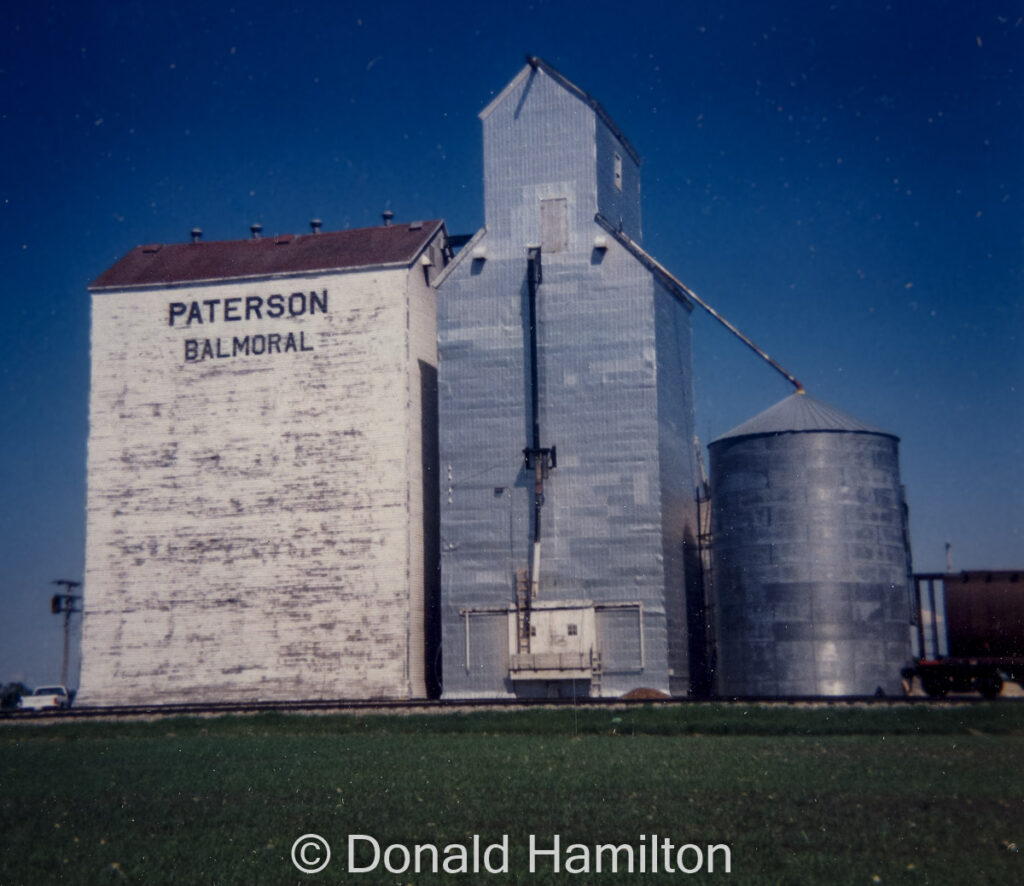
[708,393,913,696]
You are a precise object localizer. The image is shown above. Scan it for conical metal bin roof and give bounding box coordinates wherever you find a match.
[711,392,896,444]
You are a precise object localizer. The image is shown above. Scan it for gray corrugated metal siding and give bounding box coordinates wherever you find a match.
[708,396,913,697]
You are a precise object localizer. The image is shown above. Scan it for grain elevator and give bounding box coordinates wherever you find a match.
[77,56,919,706]
[80,222,446,704]
[436,58,704,699]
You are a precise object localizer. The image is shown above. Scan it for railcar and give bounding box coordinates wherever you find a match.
[906,571,1024,698]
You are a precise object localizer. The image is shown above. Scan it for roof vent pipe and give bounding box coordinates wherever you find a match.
[381,210,394,226]
[250,223,263,239]
[310,218,322,234]
[190,228,203,243]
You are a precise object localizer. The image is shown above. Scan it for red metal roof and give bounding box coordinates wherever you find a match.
[91,221,444,289]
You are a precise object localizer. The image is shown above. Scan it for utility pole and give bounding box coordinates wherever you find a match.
[50,580,82,687]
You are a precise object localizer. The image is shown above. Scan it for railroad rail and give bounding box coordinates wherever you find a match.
[2,692,1017,722]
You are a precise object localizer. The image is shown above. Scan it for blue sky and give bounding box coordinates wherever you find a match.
[1,1,1020,688]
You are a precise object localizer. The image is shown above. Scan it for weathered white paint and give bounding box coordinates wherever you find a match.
[80,255,438,704]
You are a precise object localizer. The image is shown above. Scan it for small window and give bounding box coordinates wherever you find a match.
[530,625,537,637]
[613,153,623,191]
[567,623,578,637]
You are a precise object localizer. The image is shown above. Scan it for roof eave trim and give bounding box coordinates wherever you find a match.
[479,65,533,121]
[526,56,641,166]
[594,213,693,311]
[710,428,901,447]
[479,57,642,167]
[402,218,447,264]
[432,226,486,288]
[88,257,416,292]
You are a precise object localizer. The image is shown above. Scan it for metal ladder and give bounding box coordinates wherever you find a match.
[589,650,603,697]
[515,569,531,654]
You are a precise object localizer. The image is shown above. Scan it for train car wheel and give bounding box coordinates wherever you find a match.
[975,673,1004,699]
[921,676,949,698]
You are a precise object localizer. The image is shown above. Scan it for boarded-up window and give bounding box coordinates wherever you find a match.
[613,153,623,190]
[465,612,509,678]
[540,198,568,253]
[597,607,644,672]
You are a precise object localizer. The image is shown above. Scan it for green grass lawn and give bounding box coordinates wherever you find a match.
[1,704,1022,885]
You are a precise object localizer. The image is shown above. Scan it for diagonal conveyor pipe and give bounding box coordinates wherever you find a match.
[595,214,805,393]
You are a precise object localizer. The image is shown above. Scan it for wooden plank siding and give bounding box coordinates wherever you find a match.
[80,236,441,705]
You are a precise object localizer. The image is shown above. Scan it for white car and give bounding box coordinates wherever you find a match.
[18,685,71,711]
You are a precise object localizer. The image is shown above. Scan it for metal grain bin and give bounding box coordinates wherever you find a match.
[708,393,913,697]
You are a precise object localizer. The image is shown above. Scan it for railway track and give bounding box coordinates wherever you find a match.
[2,692,1018,722]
